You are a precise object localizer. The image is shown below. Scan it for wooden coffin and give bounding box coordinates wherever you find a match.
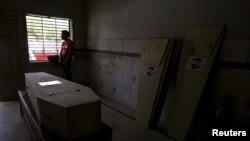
[25,72,101,141]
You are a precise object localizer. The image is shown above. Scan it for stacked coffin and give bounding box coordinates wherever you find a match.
[136,26,225,141]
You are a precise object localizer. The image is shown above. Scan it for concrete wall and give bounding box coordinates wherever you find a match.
[86,0,250,38]
[85,0,250,126]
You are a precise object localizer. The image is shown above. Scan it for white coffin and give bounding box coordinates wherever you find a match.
[25,72,101,141]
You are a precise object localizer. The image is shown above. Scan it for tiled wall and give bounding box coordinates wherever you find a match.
[85,37,250,117]
[85,38,142,110]
[86,0,250,119]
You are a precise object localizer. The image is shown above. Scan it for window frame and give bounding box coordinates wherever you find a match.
[25,13,73,63]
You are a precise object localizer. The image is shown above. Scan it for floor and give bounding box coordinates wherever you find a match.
[0,101,31,141]
[0,101,172,141]
[101,96,136,119]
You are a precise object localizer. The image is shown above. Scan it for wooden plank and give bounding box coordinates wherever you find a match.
[142,39,171,66]
[150,40,181,132]
[167,26,226,141]
[136,39,175,127]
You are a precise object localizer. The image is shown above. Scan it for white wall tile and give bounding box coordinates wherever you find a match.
[114,69,133,97]
[101,54,117,70]
[131,80,138,110]
[115,55,123,69]
[122,69,133,81]
[86,68,102,92]
[74,38,86,49]
[124,39,142,54]
[85,39,140,109]
[115,56,132,70]
[131,57,140,72]
[108,39,124,52]
[87,39,108,50]
[102,75,116,97]
[122,56,132,70]
[112,69,123,81]
[115,81,131,102]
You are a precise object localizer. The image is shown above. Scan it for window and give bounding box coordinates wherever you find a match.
[26,14,71,62]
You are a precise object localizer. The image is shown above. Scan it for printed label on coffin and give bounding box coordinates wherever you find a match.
[136,39,176,127]
[144,65,157,77]
[186,56,206,71]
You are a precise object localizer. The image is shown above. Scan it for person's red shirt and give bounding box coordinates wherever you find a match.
[60,39,74,64]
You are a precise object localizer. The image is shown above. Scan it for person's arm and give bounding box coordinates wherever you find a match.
[59,42,64,64]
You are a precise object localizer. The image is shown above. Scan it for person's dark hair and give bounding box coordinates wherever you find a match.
[61,30,70,37]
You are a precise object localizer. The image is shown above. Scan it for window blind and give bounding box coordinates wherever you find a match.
[26,14,70,61]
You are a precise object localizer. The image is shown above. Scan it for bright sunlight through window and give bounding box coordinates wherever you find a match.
[26,14,71,62]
